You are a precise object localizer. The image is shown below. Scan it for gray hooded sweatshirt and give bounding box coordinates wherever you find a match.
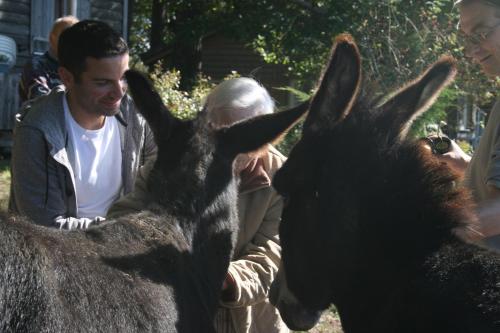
[9,86,156,226]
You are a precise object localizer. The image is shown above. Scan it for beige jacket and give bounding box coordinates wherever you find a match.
[108,146,288,333]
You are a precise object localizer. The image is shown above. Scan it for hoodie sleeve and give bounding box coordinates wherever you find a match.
[107,159,153,218]
[10,125,68,225]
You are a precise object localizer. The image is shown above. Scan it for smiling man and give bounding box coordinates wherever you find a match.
[10,20,156,228]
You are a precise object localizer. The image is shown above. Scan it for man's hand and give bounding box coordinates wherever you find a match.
[440,139,471,173]
[422,138,471,176]
[54,216,106,230]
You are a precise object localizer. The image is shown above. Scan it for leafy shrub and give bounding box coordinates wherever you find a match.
[274,86,310,155]
[147,63,214,119]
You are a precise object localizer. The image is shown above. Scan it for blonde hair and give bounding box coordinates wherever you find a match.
[204,77,275,127]
[49,16,79,56]
[51,16,79,36]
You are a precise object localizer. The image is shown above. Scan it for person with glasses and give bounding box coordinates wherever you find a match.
[440,0,500,250]
[459,0,500,76]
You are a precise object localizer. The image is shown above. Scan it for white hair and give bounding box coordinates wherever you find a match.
[204,77,275,127]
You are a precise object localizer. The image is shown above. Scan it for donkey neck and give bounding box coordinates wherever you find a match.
[334,262,426,332]
[148,152,237,216]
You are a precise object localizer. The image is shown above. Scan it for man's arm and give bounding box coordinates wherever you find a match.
[142,121,158,165]
[107,160,153,218]
[433,139,471,176]
[476,185,500,238]
[11,126,67,226]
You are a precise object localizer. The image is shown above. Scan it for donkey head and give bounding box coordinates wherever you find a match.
[269,34,456,331]
[125,69,307,223]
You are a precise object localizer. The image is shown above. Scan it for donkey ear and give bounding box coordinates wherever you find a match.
[125,69,177,142]
[219,101,309,156]
[304,34,361,133]
[376,56,456,141]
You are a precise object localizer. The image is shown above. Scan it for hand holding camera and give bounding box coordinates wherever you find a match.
[421,135,452,155]
[419,121,470,175]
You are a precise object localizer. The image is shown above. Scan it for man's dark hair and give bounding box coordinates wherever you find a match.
[58,20,128,80]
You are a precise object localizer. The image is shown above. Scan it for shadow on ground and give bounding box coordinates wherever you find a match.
[294,307,343,333]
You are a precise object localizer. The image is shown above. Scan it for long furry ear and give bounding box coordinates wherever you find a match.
[219,101,309,156]
[376,56,457,142]
[125,69,178,144]
[304,34,362,133]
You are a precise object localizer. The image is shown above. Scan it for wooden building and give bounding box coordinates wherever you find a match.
[0,0,129,149]
[201,34,292,108]
[142,33,293,110]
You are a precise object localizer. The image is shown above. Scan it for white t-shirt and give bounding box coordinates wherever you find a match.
[64,95,122,218]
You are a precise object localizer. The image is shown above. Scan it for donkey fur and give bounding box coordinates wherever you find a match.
[0,70,307,332]
[270,34,500,332]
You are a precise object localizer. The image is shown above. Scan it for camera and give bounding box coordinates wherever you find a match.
[421,136,452,154]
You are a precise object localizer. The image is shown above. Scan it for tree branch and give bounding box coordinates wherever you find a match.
[289,0,328,15]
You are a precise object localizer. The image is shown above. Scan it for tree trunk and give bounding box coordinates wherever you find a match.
[150,0,166,52]
[162,1,204,91]
[167,38,202,91]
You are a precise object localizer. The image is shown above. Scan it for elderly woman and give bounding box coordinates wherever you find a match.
[108,77,289,333]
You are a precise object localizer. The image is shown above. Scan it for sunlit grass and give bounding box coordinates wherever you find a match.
[0,159,10,212]
[295,306,343,333]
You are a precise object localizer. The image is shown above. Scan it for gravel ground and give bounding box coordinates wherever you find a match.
[297,307,343,333]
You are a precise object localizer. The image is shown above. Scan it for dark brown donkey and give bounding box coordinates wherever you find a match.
[270,34,500,332]
[0,70,307,332]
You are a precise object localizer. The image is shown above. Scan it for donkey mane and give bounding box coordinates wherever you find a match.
[344,91,476,241]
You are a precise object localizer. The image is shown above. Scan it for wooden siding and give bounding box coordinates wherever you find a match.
[201,34,290,107]
[0,0,29,130]
[90,0,123,34]
[30,0,56,55]
[0,74,20,130]
[0,0,30,68]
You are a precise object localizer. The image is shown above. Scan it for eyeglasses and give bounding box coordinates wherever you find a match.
[460,22,500,49]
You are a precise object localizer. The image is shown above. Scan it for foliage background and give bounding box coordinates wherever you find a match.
[125,16,486,331]
[125,9,495,329]
[129,0,499,155]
